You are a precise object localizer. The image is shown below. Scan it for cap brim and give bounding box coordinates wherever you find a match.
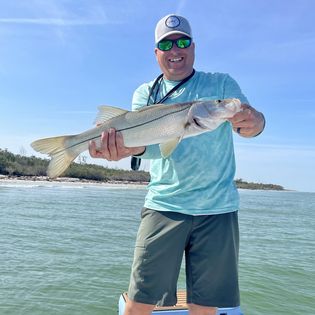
[156,31,192,44]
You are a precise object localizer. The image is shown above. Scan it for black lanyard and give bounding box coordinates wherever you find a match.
[131,69,195,171]
[147,69,195,105]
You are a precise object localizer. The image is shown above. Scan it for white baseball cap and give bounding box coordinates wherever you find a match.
[155,14,192,44]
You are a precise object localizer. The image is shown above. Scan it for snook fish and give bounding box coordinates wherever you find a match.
[31,98,241,178]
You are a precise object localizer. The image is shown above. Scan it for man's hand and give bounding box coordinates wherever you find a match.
[229,104,265,137]
[88,128,145,161]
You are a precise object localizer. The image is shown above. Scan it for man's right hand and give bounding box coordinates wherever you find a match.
[88,128,145,161]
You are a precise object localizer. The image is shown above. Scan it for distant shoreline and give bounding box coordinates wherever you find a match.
[0,149,285,191]
[0,175,148,188]
[0,175,286,191]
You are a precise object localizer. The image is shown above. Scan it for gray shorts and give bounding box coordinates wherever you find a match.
[128,208,240,307]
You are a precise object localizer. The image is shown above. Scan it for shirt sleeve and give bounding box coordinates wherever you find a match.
[223,74,249,104]
[131,84,162,159]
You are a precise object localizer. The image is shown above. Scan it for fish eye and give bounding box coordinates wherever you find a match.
[217,100,222,103]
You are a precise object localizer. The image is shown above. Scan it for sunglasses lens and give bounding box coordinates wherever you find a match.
[157,37,191,51]
[177,38,191,49]
[158,40,173,51]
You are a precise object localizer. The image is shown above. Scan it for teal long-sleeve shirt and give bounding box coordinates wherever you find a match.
[132,71,248,215]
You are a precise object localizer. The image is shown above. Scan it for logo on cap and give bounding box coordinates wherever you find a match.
[165,16,180,28]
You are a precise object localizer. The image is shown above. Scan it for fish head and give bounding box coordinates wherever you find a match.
[187,98,242,131]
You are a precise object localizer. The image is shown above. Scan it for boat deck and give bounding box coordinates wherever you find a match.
[122,290,188,311]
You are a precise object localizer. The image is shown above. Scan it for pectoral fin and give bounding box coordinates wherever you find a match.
[159,137,181,158]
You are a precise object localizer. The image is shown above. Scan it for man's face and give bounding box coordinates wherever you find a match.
[155,34,195,81]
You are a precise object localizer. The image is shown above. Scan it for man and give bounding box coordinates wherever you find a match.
[89,14,265,315]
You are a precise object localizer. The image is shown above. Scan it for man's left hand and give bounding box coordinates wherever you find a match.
[229,104,265,137]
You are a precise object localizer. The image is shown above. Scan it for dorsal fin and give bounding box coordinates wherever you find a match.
[94,105,128,125]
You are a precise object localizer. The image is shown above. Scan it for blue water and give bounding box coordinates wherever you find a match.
[0,181,314,315]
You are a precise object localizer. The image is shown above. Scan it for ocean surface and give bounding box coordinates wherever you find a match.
[0,180,314,315]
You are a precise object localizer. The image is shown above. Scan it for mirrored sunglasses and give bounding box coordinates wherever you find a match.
[157,37,192,51]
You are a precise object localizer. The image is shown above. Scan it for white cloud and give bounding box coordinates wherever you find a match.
[0,0,126,27]
[0,17,115,26]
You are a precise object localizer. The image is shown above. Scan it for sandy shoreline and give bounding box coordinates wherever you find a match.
[0,175,148,189]
[0,175,289,191]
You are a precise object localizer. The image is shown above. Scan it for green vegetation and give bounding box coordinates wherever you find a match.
[235,178,284,191]
[0,149,149,183]
[0,149,284,190]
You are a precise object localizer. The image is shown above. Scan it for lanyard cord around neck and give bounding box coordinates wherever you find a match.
[131,69,196,171]
[147,69,195,106]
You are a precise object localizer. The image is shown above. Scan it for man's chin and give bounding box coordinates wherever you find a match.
[166,69,190,81]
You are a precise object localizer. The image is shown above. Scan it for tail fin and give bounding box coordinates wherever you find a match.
[31,135,78,178]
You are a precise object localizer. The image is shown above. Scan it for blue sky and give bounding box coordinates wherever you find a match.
[0,0,314,192]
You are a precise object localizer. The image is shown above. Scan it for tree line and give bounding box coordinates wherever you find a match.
[0,148,284,190]
[0,149,149,183]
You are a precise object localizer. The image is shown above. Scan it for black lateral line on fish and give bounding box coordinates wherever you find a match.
[51,105,190,155]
